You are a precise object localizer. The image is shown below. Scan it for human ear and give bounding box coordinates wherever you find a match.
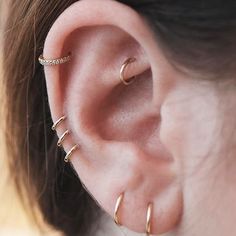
[42,0,183,234]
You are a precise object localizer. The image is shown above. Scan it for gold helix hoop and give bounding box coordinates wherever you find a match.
[57,130,70,147]
[114,193,124,226]
[38,52,72,66]
[64,145,79,163]
[51,116,67,130]
[146,203,153,236]
[52,115,79,163]
[120,57,137,85]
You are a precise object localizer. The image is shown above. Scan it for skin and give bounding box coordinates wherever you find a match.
[42,0,236,235]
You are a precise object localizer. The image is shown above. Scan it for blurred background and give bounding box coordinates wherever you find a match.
[0,2,60,235]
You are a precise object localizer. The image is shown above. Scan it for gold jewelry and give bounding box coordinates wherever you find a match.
[146,203,153,236]
[64,145,79,162]
[38,52,72,66]
[52,116,67,131]
[120,57,136,85]
[57,130,70,147]
[51,115,80,163]
[114,193,124,226]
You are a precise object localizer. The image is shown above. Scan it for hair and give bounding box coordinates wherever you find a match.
[2,0,236,235]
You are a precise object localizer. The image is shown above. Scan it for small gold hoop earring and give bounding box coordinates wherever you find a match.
[114,193,124,226]
[146,203,153,236]
[57,130,70,147]
[64,145,79,162]
[52,116,67,131]
[120,57,136,85]
[38,52,72,66]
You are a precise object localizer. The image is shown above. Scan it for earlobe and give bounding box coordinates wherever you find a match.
[42,0,183,234]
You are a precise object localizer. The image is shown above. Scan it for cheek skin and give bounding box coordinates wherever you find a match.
[160,80,221,173]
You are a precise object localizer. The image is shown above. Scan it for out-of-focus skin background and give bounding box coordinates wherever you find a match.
[0,2,61,235]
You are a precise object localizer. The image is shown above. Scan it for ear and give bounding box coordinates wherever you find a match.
[43,0,182,234]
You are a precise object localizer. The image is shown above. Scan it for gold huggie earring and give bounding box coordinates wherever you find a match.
[64,145,79,163]
[120,57,137,85]
[114,193,124,226]
[52,116,80,163]
[52,116,67,130]
[146,203,153,236]
[38,52,72,66]
[57,130,70,147]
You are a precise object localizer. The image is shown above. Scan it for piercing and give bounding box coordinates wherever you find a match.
[120,57,136,85]
[146,203,153,236]
[114,193,124,226]
[38,52,72,66]
[57,130,70,147]
[64,145,79,162]
[52,116,67,131]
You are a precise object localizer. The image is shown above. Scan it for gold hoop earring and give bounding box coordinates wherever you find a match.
[38,52,72,66]
[52,116,67,130]
[146,203,153,236]
[120,57,136,85]
[64,145,79,162]
[57,130,70,147]
[51,115,80,163]
[114,193,124,226]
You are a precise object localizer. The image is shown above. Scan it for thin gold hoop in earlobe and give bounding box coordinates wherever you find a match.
[146,203,153,236]
[57,130,70,147]
[114,193,124,226]
[38,52,72,66]
[52,116,67,131]
[120,57,136,85]
[64,145,79,162]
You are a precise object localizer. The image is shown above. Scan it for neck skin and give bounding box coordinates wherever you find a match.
[174,83,236,236]
[176,152,236,236]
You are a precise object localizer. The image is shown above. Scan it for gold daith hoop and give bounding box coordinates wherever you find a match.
[146,203,153,236]
[114,193,124,226]
[120,57,136,85]
[38,52,72,66]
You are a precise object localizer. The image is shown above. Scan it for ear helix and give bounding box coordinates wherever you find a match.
[39,52,156,234]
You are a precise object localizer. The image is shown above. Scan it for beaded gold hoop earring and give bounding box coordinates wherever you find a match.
[38,52,72,66]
